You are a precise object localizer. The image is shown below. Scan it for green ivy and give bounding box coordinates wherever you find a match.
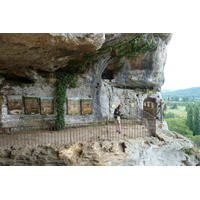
[54,33,158,130]
[54,49,100,130]
[97,33,157,74]
[55,73,77,130]
[113,62,126,75]
[97,33,157,59]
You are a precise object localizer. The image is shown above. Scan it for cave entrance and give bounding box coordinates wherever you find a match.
[102,69,114,81]
[143,97,157,117]
[3,74,34,84]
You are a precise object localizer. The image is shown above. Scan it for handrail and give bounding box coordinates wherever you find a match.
[134,104,156,135]
[0,119,155,148]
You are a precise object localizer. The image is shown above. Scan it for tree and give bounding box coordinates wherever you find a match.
[193,105,200,136]
[193,136,200,148]
[171,103,178,109]
[182,96,189,102]
[164,112,176,119]
[187,105,194,132]
[185,104,190,111]
[166,118,193,136]
[175,96,179,101]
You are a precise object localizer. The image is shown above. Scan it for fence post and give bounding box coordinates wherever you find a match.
[27,133,29,146]
[153,118,156,137]
[106,117,109,140]
[70,126,72,144]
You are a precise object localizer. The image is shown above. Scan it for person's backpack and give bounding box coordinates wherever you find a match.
[114,108,119,118]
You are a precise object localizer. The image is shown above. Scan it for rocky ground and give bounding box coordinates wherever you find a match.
[0,129,199,166]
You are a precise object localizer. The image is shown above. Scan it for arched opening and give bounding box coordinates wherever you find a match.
[101,61,118,81]
[102,69,114,80]
[143,97,157,117]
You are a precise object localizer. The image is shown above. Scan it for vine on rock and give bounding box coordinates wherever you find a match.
[54,33,158,130]
[97,33,157,59]
[97,33,157,75]
[55,72,77,130]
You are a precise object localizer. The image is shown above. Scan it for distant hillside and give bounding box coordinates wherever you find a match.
[162,87,200,99]
[162,89,177,93]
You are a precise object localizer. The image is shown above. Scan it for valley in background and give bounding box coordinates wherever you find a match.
[162,87,200,148]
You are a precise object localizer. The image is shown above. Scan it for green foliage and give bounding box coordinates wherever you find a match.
[54,49,99,130]
[53,33,159,130]
[166,102,189,108]
[113,62,125,75]
[182,96,190,102]
[170,96,180,101]
[185,134,195,141]
[196,154,200,161]
[164,112,176,119]
[54,52,95,130]
[183,147,196,155]
[171,103,178,109]
[98,34,158,76]
[192,136,200,148]
[186,105,194,132]
[55,73,77,130]
[193,105,200,136]
[98,33,157,59]
[165,101,200,149]
[166,102,200,137]
[164,103,187,118]
[166,118,193,136]
[162,87,200,101]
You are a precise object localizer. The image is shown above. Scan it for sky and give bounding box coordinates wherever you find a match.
[162,32,200,90]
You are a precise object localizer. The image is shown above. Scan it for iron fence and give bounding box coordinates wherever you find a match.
[0,118,156,149]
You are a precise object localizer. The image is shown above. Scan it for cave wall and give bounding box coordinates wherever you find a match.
[0,66,164,127]
[0,33,171,127]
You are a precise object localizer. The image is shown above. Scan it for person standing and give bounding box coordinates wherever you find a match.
[114,104,123,133]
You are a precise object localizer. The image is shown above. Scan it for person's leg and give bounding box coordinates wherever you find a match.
[116,119,119,131]
[118,120,121,133]
[116,120,121,133]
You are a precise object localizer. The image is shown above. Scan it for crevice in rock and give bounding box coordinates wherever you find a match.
[3,74,34,84]
[120,142,126,153]
[196,162,200,166]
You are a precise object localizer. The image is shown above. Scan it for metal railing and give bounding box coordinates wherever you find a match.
[136,105,156,135]
[0,118,156,148]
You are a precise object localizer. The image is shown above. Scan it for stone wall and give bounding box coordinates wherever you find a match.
[0,74,164,127]
[0,75,98,127]
[0,78,57,127]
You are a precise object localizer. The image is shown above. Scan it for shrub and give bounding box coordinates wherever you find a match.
[166,118,193,136]
[193,136,200,148]
[164,112,176,119]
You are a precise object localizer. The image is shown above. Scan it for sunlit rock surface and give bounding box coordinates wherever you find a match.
[0,129,199,166]
[0,33,105,80]
[0,33,171,88]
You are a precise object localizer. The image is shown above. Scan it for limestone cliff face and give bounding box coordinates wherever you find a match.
[0,33,171,88]
[0,33,105,79]
[0,130,199,166]
[58,130,200,166]
[0,33,171,126]
[2,33,199,167]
